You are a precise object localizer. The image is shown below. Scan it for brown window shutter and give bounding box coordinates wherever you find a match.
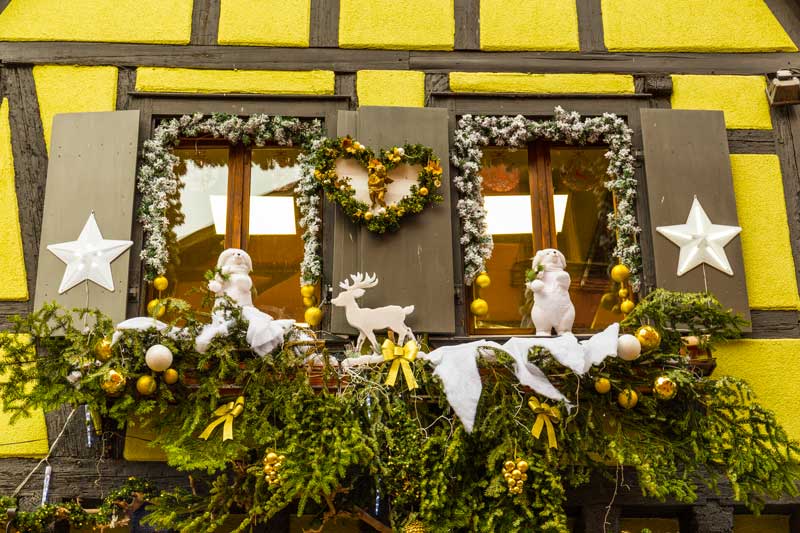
[331,107,456,335]
[33,111,140,324]
[640,109,750,325]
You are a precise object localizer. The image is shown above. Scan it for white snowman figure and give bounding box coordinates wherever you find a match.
[526,248,575,336]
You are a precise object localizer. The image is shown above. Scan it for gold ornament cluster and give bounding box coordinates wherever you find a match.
[300,284,323,327]
[263,451,286,486]
[470,271,491,318]
[502,458,529,495]
[147,275,170,319]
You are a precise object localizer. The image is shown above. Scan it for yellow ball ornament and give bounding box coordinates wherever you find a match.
[302,297,314,307]
[147,299,165,319]
[153,276,169,292]
[618,288,629,299]
[470,298,489,317]
[94,338,113,362]
[418,187,429,197]
[635,325,661,352]
[136,375,157,396]
[364,212,373,221]
[101,369,127,397]
[618,389,638,409]
[300,285,315,298]
[475,272,491,289]
[653,376,677,400]
[620,299,635,314]
[594,377,611,394]
[304,306,323,327]
[163,368,179,385]
[610,264,631,283]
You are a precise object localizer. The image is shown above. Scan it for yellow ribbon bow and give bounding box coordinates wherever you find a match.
[199,396,244,442]
[381,338,419,390]
[528,397,560,449]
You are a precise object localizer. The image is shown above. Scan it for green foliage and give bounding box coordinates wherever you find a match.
[0,290,798,532]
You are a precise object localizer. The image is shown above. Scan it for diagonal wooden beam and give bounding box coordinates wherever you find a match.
[765,0,800,51]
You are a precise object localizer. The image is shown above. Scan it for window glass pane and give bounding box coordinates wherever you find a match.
[166,146,229,308]
[475,147,533,331]
[619,518,680,533]
[248,147,307,320]
[551,147,621,332]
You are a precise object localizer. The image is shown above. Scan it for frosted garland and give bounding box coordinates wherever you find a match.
[136,113,324,281]
[452,107,642,290]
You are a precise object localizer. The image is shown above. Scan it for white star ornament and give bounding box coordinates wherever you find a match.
[47,213,133,294]
[656,197,741,277]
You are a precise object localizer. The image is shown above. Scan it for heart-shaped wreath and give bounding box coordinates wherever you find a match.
[311,136,444,233]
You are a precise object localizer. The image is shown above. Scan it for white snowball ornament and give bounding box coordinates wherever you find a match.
[145,344,173,372]
[617,334,642,361]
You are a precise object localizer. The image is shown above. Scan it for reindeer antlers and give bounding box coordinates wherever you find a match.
[339,272,379,291]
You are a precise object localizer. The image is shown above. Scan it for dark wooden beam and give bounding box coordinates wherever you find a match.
[771,104,800,298]
[454,0,480,51]
[0,0,11,15]
[309,0,339,48]
[115,67,137,111]
[424,73,449,106]
[765,0,800,51]
[748,309,800,338]
[334,72,356,108]
[190,0,221,46]
[4,42,800,74]
[726,129,777,154]
[2,67,47,310]
[576,0,607,53]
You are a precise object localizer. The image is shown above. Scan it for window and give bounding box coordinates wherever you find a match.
[471,143,622,335]
[157,140,308,321]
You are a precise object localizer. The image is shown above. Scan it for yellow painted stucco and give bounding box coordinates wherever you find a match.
[0,335,48,458]
[123,417,167,462]
[734,515,790,533]
[339,0,454,50]
[602,0,797,52]
[730,154,800,310]
[0,0,192,44]
[671,75,773,130]
[32,65,118,154]
[357,70,425,107]
[0,99,28,301]
[480,0,579,51]
[135,67,335,95]
[449,73,635,94]
[218,0,310,47]
[715,339,800,441]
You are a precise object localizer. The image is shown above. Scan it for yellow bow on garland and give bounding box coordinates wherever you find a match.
[528,397,560,449]
[199,396,245,442]
[381,338,419,390]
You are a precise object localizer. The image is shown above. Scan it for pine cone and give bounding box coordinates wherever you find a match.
[403,520,426,533]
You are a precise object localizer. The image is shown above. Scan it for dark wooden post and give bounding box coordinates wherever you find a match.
[687,501,734,533]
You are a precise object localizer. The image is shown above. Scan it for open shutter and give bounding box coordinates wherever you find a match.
[640,109,750,324]
[331,106,456,334]
[33,111,140,324]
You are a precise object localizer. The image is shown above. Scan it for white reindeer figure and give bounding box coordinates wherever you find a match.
[331,272,415,354]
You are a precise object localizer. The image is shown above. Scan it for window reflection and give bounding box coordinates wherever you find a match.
[248,147,307,320]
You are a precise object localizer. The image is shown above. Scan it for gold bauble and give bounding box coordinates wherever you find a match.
[364,212,374,221]
[653,376,677,400]
[94,338,113,362]
[136,375,157,396]
[470,298,489,317]
[618,288,629,299]
[620,299,635,314]
[610,264,631,283]
[304,306,323,327]
[516,459,528,473]
[300,285,315,298]
[403,520,427,533]
[302,296,314,307]
[594,377,611,394]
[278,454,286,462]
[163,368,179,385]
[147,298,165,319]
[511,469,522,480]
[266,452,278,463]
[617,389,638,409]
[418,187,429,197]
[503,460,515,472]
[635,325,661,352]
[599,292,616,310]
[475,272,491,289]
[153,276,169,292]
[100,369,127,396]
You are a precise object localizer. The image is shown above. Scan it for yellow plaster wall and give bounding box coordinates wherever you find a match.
[449,73,635,94]
[0,0,192,44]
[339,0,454,50]
[730,154,800,310]
[0,98,28,301]
[671,75,773,130]
[135,67,335,95]
[480,0,579,51]
[218,0,310,47]
[32,65,118,154]
[357,70,425,107]
[715,339,800,441]
[123,417,167,462]
[602,0,797,53]
[0,335,48,458]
